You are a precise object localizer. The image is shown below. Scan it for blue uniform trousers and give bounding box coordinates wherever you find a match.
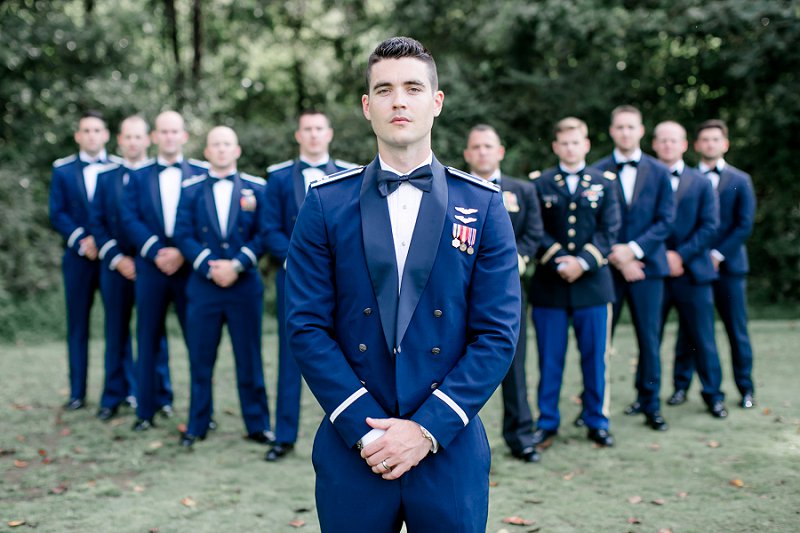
[185,276,270,436]
[134,258,186,420]
[664,276,724,404]
[675,273,754,396]
[312,417,490,533]
[532,304,610,431]
[274,267,303,444]
[99,267,172,409]
[612,276,664,414]
[62,251,100,401]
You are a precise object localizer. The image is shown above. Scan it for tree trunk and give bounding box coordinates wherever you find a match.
[164,0,184,107]
[191,0,202,83]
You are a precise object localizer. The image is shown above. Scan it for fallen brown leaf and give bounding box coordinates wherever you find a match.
[762,408,771,415]
[13,460,29,468]
[50,483,68,495]
[502,516,535,526]
[677,491,688,498]
[60,428,71,437]
[288,519,306,528]
[15,435,26,443]
[707,440,720,448]
[652,498,666,505]
[72,446,86,454]
[730,479,744,488]
[489,481,499,487]
[149,528,159,533]
[41,457,52,465]
[627,517,642,524]
[563,471,575,481]
[148,441,163,450]
[180,497,197,507]
[658,529,673,533]
[177,423,188,434]
[224,408,237,416]
[133,485,145,493]
[110,418,125,427]
[8,520,26,527]
[524,498,543,504]
[570,395,582,405]
[86,480,97,488]
[11,403,32,410]
[649,443,661,451]
[627,495,642,504]
[38,449,47,456]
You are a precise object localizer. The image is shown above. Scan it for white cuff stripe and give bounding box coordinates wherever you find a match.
[330,387,367,423]
[432,389,469,426]
[67,227,85,248]
[98,239,117,260]
[140,235,159,257]
[193,249,211,270]
[241,246,257,266]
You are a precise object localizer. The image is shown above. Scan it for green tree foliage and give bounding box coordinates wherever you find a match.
[0,0,797,339]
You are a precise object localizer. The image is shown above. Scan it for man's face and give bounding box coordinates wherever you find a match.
[295,114,333,159]
[609,112,645,152]
[652,123,688,165]
[552,129,591,167]
[74,117,109,156]
[362,57,444,151]
[204,127,241,170]
[694,127,729,161]
[117,119,150,162]
[152,112,188,157]
[463,130,505,178]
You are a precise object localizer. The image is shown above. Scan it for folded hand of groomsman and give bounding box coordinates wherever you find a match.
[208,259,239,288]
[154,247,184,275]
[360,417,431,481]
[555,256,585,283]
[116,256,136,281]
[666,250,685,277]
[79,235,99,260]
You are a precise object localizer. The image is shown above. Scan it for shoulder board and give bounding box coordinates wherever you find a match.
[446,166,500,192]
[108,154,126,165]
[130,157,155,171]
[334,159,360,170]
[188,158,210,169]
[97,162,121,174]
[603,171,617,181]
[52,154,77,168]
[528,170,541,180]
[266,159,295,173]
[240,172,266,186]
[310,166,365,189]
[182,174,208,188]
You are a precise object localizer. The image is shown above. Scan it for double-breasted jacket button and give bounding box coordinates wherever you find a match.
[431,347,441,355]
[202,226,209,233]
[568,215,576,224]
[567,242,576,251]
[358,344,367,352]
[569,202,577,211]
[430,382,439,390]
[568,228,576,237]
[221,242,230,249]
[363,308,372,316]
[433,309,443,317]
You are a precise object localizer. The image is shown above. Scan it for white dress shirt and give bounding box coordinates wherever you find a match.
[614,148,641,206]
[79,150,108,203]
[300,154,330,192]
[210,170,235,237]
[698,159,727,261]
[670,160,686,192]
[157,156,183,237]
[561,161,586,195]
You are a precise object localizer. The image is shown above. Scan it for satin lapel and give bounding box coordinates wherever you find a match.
[226,174,243,238]
[203,179,223,239]
[395,157,448,347]
[675,170,692,205]
[148,165,165,230]
[717,168,733,194]
[630,161,648,207]
[323,160,340,176]
[360,159,399,353]
[114,168,127,209]
[74,161,90,210]
[292,162,306,210]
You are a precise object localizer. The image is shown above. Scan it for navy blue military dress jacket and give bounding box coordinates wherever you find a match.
[497,175,543,261]
[709,164,756,276]
[285,156,521,450]
[529,167,620,308]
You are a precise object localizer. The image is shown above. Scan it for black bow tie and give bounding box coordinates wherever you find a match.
[560,167,585,177]
[159,162,182,170]
[616,159,639,170]
[83,158,107,165]
[212,173,236,181]
[704,167,723,175]
[671,169,681,177]
[377,165,433,197]
[300,161,328,171]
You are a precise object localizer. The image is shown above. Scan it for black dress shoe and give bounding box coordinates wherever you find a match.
[573,411,586,428]
[531,428,558,447]
[132,418,155,431]
[64,398,85,411]
[740,393,755,409]
[512,447,541,463]
[265,442,295,462]
[96,406,118,421]
[644,412,668,431]
[624,401,642,415]
[179,432,206,448]
[709,401,728,418]
[667,389,688,406]
[158,404,174,418]
[587,428,615,447]
[246,430,276,445]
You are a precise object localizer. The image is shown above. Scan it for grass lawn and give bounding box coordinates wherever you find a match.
[2,318,799,532]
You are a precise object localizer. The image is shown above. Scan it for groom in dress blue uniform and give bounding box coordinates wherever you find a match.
[49,110,114,410]
[121,111,208,431]
[263,110,357,461]
[90,115,171,420]
[528,117,620,453]
[592,105,674,431]
[463,124,543,463]
[174,126,273,448]
[674,120,757,409]
[651,121,728,419]
[285,37,520,533]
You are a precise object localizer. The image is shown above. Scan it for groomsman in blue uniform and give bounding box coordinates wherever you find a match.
[90,115,172,420]
[652,121,728,418]
[529,117,620,454]
[49,110,114,410]
[592,105,674,431]
[285,37,520,532]
[121,110,208,431]
[463,124,543,463]
[263,110,357,461]
[174,126,273,448]
[676,120,757,409]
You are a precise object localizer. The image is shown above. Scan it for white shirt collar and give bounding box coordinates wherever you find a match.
[208,168,237,179]
[378,152,433,176]
[561,161,587,175]
[698,158,726,173]
[613,147,642,163]
[671,160,686,174]
[79,150,107,163]
[299,154,330,167]
[157,155,184,167]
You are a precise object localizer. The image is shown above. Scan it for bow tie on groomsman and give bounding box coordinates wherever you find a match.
[616,159,639,170]
[376,165,433,197]
[703,166,723,176]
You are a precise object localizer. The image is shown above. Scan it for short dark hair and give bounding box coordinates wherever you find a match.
[468,124,501,143]
[298,109,330,127]
[78,109,106,129]
[610,105,642,123]
[695,119,728,140]
[366,36,438,91]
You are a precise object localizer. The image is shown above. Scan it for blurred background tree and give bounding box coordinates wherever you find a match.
[1,0,797,340]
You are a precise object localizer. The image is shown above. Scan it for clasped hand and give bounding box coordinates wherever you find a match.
[360,417,431,481]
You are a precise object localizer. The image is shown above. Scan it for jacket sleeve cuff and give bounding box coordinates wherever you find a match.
[711,249,725,262]
[328,387,390,448]
[628,241,644,259]
[411,389,470,449]
[234,246,259,270]
[192,248,212,276]
[140,235,161,261]
[67,227,86,250]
